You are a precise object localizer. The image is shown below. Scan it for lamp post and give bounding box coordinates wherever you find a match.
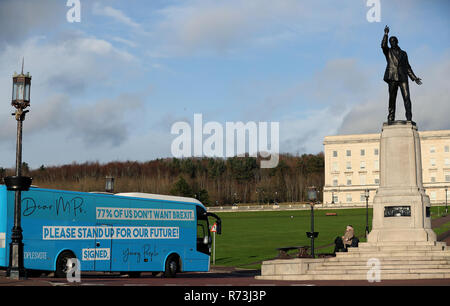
[364,189,370,238]
[445,187,448,215]
[4,60,32,280]
[306,186,319,258]
[105,176,115,193]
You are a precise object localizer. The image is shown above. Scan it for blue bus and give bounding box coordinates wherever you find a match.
[0,185,221,278]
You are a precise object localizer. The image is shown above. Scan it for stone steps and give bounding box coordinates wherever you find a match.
[258,272,450,281]
[349,245,448,252]
[358,241,446,247]
[315,264,450,270]
[307,268,450,275]
[321,260,450,266]
[257,242,450,281]
[326,255,450,262]
[335,250,450,258]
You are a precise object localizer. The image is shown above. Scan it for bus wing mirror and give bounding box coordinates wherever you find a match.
[216,221,222,235]
[203,236,209,245]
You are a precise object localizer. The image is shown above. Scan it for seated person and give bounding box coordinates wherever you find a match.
[334,225,359,253]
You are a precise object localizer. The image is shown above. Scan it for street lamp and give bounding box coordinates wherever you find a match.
[445,187,448,215]
[4,60,32,280]
[365,189,370,237]
[306,186,319,258]
[105,176,115,193]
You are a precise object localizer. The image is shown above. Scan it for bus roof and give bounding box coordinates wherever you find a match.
[115,192,205,207]
[0,185,206,210]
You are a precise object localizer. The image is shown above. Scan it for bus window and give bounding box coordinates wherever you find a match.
[196,206,210,255]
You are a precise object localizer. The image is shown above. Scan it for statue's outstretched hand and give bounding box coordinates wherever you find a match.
[384,25,389,34]
[415,78,422,85]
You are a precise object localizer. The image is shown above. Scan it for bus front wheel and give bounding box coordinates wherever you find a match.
[164,254,180,278]
[55,250,76,278]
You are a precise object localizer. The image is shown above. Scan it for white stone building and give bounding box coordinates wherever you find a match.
[323,129,450,206]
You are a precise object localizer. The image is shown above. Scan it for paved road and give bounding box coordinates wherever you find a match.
[1,268,450,287]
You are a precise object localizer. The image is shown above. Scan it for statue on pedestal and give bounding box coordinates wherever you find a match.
[382,26,422,123]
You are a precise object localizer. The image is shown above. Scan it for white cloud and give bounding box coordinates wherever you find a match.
[112,37,138,48]
[147,0,371,57]
[0,31,144,164]
[150,0,305,56]
[337,51,450,134]
[92,2,140,29]
[280,106,350,154]
[0,34,135,101]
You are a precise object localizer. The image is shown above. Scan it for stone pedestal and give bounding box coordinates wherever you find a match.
[367,121,436,243]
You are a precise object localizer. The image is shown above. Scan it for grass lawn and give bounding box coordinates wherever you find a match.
[210,206,449,270]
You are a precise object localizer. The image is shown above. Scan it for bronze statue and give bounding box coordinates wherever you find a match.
[382,26,422,122]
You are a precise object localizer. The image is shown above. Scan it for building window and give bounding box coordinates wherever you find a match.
[346,178,352,186]
[430,146,436,153]
[374,177,380,185]
[332,162,339,172]
[346,161,352,170]
[374,160,379,170]
[361,149,365,156]
[430,159,436,167]
[430,176,436,183]
[360,174,366,185]
[360,194,366,202]
[445,158,450,167]
[360,161,366,170]
[346,194,352,203]
[333,178,338,186]
[346,150,351,157]
[333,195,339,203]
[333,150,338,157]
[445,145,449,153]
[445,172,450,182]
[374,148,379,156]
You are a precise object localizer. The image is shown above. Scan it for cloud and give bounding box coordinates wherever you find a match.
[149,0,307,56]
[0,33,136,101]
[0,0,65,46]
[112,37,138,48]
[0,92,144,149]
[280,106,350,155]
[92,2,140,29]
[147,0,375,57]
[337,51,450,134]
[68,93,144,147]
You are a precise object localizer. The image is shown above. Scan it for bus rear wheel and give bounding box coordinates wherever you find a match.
[164,254,180,278]
[55,251,76,278]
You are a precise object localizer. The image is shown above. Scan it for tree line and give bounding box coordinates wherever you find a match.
[0,153,324,206]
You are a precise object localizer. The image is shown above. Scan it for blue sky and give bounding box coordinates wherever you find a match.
[0,0,449,168]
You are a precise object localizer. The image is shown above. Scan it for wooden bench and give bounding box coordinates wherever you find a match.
[276,246,310,259]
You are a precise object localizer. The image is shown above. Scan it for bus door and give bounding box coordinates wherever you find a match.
[94,224,112,271]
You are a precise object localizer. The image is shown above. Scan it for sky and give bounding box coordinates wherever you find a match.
[0,0,449,168]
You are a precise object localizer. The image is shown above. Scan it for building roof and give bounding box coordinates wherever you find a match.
[324,129,450,145]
